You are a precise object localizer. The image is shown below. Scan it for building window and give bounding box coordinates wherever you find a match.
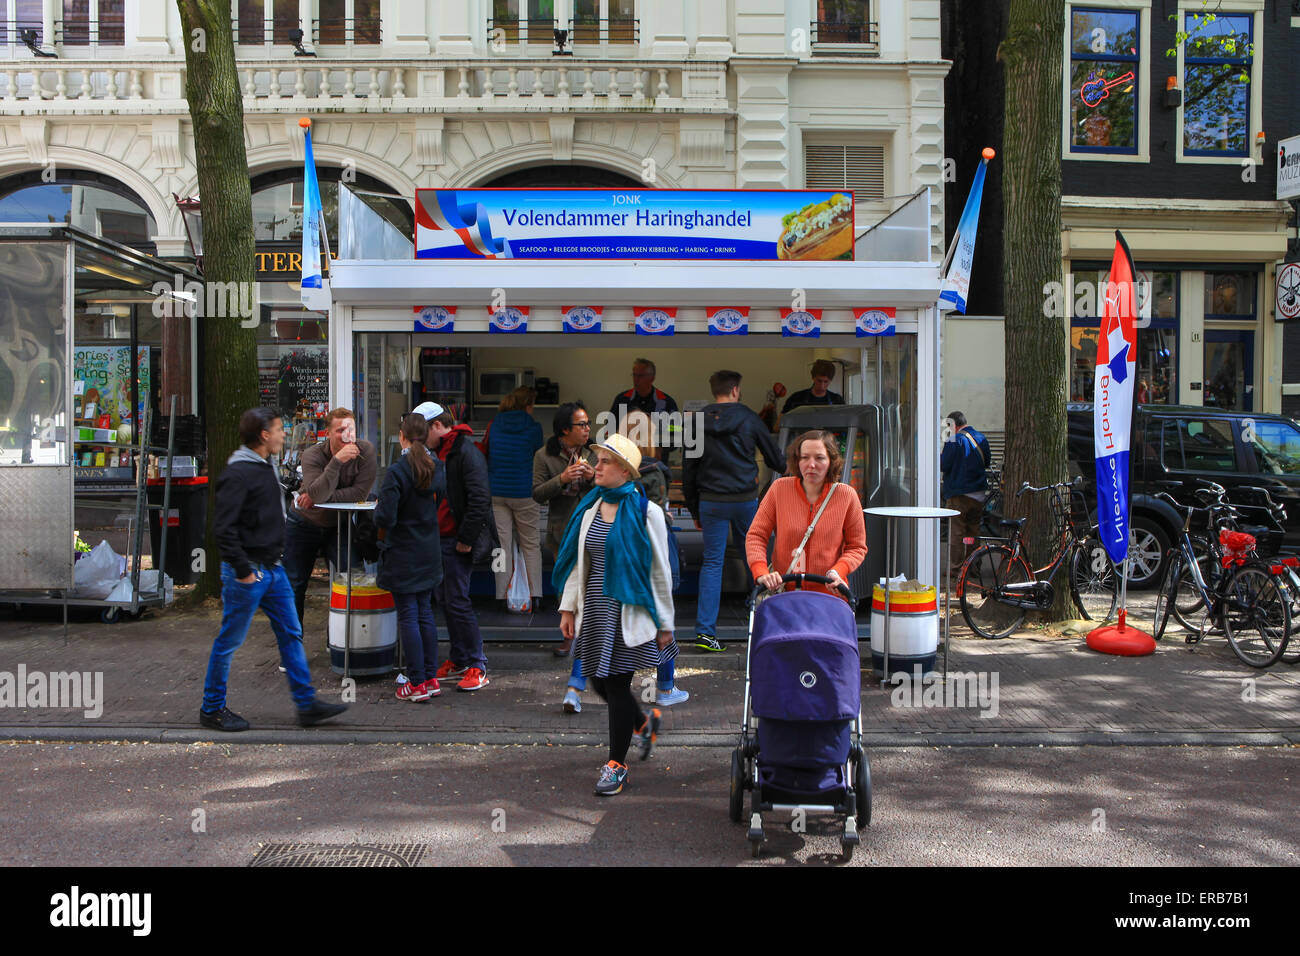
[804,143,885,201]
[1066,7,1140,154]
[1069,267,1178,404]
[813,0,877,47]
[491,0,555,46]
[1204,270,1255,318]
[572,0,636,44]
[1181,11,1252,156]
[61,0,124,45]
[3,0,43,45]
[235,0,300,45]
[318,0,380,45]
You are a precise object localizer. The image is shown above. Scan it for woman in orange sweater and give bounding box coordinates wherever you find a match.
[746,430,867,597]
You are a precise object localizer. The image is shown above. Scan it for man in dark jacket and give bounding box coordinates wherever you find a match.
[282,407,377,630]
[414,402,493,692]
[940,410,991,576]
[200,407,348,732]
[683,370,785,651]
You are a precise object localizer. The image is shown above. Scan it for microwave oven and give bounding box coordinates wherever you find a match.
[476,367,535,404]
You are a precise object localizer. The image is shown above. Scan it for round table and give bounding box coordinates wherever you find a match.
[314,501,377,679]
[863,506,961,684]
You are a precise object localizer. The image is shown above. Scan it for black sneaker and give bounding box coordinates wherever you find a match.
[695,634,726,652]
[297,699,348,727]
[199,707,249,732]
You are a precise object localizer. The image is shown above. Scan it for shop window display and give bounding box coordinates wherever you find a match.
[1068,267,1177,404]
[1067,7,1140,153]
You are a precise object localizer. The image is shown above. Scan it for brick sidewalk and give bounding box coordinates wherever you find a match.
[1,593,1297,744]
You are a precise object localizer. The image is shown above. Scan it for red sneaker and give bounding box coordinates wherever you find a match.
[396,678,431,702]
[418,678,441,698]
[457,667,489,692]
[435,660,467,681]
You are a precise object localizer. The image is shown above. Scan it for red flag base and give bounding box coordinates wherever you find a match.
[1086,609,1156,657]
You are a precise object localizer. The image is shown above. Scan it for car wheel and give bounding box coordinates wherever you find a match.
[1124,516,1169,589]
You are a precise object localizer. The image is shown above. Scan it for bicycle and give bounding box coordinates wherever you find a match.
[1150,485,1291,668]
[979,464,1005,539]
[957,477,1118,639]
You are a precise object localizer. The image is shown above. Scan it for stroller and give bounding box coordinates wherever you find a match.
[730,573,871,860]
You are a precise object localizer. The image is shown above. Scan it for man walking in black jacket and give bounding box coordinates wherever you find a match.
[200,408,348,732]
[413,402,494,692]
[683,370,785,651]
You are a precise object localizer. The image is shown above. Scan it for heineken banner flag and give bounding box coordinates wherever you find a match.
[707,307,749,336]
[855,306,896,337]
[488,306,528,334]
[415,188,854,261]
[781,308,822,338]
[562,306,602,333]
[1094,231,1138,564]
[413,305,455,333]
[634,307,676,336]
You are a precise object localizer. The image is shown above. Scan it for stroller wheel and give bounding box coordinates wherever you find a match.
[750,839,763,859]
[729,749,745,823]
[855,754,872,829]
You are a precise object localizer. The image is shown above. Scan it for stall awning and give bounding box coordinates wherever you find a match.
[328,259,941,308]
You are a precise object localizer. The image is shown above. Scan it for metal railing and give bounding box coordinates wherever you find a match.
[810,18,879,50]
[568,17,638,44]
[232,16,302,46]
[315,17,380,45]
[487,17,558,48]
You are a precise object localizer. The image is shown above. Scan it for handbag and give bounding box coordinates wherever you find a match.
[771,482,839,578]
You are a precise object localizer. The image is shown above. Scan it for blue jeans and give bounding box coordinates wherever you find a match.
[394,590,439,685]
[282,514,353,630]
[434,539,487,672]
[695,498,759,638]
[569,652,676,693]
[203,562,316,712]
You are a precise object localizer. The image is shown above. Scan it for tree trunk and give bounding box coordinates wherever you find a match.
[177,0,260,601]
[999,0,1073,620]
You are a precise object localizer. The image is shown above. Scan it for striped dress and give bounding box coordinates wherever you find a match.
[574,514,677,678]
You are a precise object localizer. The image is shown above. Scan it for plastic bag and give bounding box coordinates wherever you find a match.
[506,539,531,613]
[105,570,173,605]
[73,540,125,599]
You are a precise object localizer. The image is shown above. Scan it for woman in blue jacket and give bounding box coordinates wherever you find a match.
[486,387,545,610]
[375,414,445,701]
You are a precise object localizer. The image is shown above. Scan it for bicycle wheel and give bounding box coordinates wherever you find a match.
[1069,537,1117,622]
[959,544,1030,639]
[1151,551,1179,641]
[1171,554,1214,632]
[1221,564,1291,668]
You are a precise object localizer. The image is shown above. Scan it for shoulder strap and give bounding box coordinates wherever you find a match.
[786,483,837,575]
[961,429,986,465]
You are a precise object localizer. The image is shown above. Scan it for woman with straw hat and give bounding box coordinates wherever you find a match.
[554,433,676,796]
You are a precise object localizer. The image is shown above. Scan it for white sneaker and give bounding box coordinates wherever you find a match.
[563,688,582,714]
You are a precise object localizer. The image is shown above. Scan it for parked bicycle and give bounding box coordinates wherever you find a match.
[1150,481,1291,668]
[957,477,1118,639]
[979,464,1005,539]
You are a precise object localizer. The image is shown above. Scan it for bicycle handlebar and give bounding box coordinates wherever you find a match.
[750,573,854,605]
[1016,476,1083,498]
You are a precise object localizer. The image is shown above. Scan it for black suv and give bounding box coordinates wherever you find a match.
[1066,404,1300,587]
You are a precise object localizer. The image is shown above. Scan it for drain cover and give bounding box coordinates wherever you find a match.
[250,843,427,867]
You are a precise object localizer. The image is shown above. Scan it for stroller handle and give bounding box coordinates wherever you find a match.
[752,573,854,605]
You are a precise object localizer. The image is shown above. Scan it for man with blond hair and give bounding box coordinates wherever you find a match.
[283,407,377,629]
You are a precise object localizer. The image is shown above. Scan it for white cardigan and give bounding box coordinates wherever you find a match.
[559,499,676,646]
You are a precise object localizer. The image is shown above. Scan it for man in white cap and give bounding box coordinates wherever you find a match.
[412,401,494,692]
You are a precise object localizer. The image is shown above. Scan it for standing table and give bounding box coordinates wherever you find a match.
[314,500,376,679]
[863,506,960,683]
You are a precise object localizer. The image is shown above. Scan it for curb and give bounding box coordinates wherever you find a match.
[3,726,1297,748]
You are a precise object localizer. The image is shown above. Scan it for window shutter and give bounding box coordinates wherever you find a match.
[804,144,884,200]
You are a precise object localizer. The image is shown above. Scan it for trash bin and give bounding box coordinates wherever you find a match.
[147,478,208,585]
[869,583,938,680]
[328,582,397,675]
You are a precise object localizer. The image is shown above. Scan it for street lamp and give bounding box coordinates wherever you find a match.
[173,192,203,273]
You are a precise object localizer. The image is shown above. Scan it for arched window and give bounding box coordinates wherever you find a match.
[0,172,156,249]
[479,165,646,188]
[250,167,411,242]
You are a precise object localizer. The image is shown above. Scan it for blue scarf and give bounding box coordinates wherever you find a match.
[552,480,661,629]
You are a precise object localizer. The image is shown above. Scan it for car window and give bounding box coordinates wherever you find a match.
[1248,421,1300,476]
[1160,418,1239,472]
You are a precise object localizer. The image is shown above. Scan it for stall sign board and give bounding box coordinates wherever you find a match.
[415,189,855,261]
[1279,134,1300,202]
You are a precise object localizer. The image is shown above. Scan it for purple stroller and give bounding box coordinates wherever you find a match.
[730,574,871,859]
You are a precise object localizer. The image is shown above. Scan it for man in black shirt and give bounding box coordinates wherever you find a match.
[200,407,348,732]
[782,359,845,415]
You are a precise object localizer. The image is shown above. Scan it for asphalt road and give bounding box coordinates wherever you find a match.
[2,741,1296,867]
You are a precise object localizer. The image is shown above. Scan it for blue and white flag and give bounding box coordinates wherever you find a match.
[488,306,528,334]
[781,308,821,338]
[1094,231,1138,565]
[634,307,675,336]
[413,305,455,333]
[707,306,748,336]
[562,306,602,333]
[299,120,331,311]
[938,154,990,314]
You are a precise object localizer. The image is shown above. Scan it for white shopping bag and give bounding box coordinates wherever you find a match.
[73,540,125,599]
[506,539,531,614]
